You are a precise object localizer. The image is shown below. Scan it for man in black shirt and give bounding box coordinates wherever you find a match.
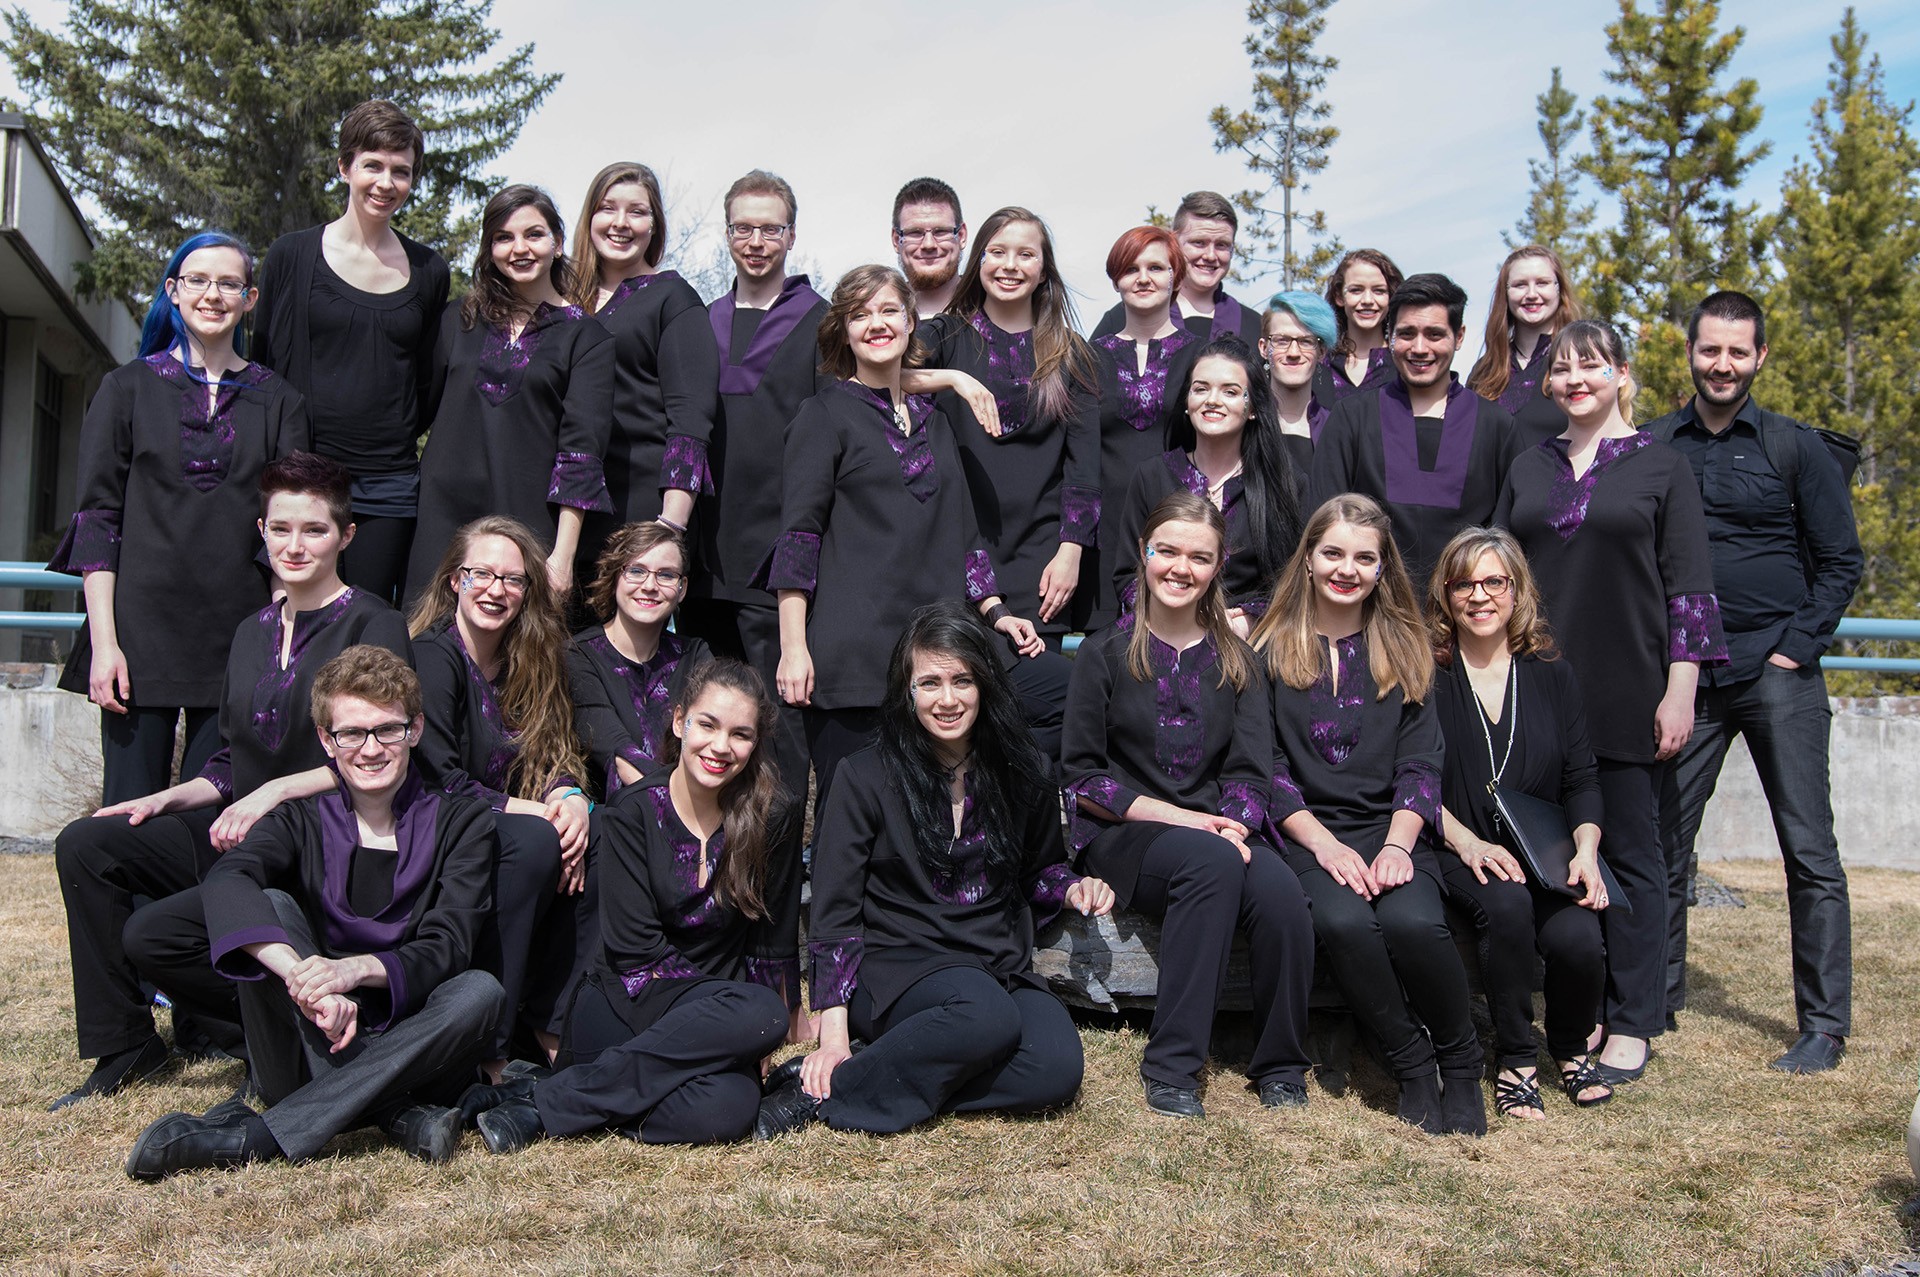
[1649,290,1862,1075]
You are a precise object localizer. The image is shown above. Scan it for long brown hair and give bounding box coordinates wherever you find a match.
[462,184,575,330]
[1466,246,1583,402]
[817,265,927,381]
[1250,493,1433,702]
[1323,248,1404,358]
[1425,526,1559,667]
[406,516,584,799]
[663,659,787,921]
[585,521,687,624]
[1125,492,1253,694]
[946,206,1096,424]
[568,162,668,308]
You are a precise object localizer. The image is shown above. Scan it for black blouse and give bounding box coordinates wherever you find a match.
[49,355,310,706]
[1312,347,1395,405]
[414,620,578,809]
[807,746,1081,1016]
[1060,622,1271,906]
[1491,334,1567,446]
[1495,434,1727,764]
[1090,287,1264,347]
[1115,450,1287,621]
[567,626,710,799]
[1431,653,1604,850]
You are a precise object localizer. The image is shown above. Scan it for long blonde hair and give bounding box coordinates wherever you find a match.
[1424,526,1559,666]
[1125,492,1252,694]
[1249,494,1433,702]
[407,516,585,799]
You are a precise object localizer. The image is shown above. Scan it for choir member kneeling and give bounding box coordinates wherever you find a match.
[755,602,1114,1138]
[124,646,505,1179]
[466,659,801,1151]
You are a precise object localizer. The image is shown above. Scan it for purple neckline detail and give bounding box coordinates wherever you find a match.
[1543,432,1655,540]
[966,311,1036,435]
[1308,632,1368,767]
[145,353,272,492]
[1094,328,1197,433]
[475,303,585,407]
[710,276,824,396]
[596,269,682,318]
[1497,333,1554,414]
[1165,450,1243,515]
[1146,631,1218,783]
[317,767,442,953]
[1379,374,1480,509]
[249,591,359,756]
[845,381,941,500]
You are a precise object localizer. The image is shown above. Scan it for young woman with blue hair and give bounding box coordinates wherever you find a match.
[1261,291,1339,490]
[49,231,311,803]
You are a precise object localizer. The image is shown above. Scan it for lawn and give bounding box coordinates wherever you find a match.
[1,854,1915,1276]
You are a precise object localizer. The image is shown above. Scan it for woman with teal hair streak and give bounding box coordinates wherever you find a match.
[1260,290,1340,495]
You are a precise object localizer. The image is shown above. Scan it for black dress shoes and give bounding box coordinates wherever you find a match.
[753,1073,821,1140]
[1143,1078,1205,1119]
[1770,1031,1845,1074]
[458,1074,539,1126]
[380,1102,465,1163]
[126,1109,279,1180]
[1439,1076,1488,1138]
[476,1098,545,1154]
[50,1034,172,1112]
[1256,1078,1309,1109]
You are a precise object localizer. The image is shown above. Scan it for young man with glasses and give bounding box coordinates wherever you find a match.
[1092,191,1263,347]
[891,177,967,317]
[124,644,506,1177]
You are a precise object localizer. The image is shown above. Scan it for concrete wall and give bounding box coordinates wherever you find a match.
[0,664,100,838]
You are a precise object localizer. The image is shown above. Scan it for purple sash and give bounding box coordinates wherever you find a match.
[1380,374,1480,509]
[709,275,825,396]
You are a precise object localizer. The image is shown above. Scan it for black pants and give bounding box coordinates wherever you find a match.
[1293,858,1481,1081]
[803,707,880,816]
[99,704,221,808]
[1439,858,1604,1067]
[1006,649,1072,771]
[122,884,248,1056]
[242,890,502,1161]
[1661,663,1851,1035]
[1128,828,1314,1090]
[1597,759,1666,1038]
[55,807,230,1058]
[339,513,415,607]
[477,812,597,1058]
[820,965,1083,1133]
[537,977,787,1144]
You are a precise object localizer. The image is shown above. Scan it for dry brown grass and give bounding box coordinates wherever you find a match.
[1,855,1915,1277]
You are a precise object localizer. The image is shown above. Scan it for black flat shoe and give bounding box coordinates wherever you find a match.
[381,1102,465,1163]
[1440,1076,1487,1138]
[1256,1078,1309,1110]
[1591,1044,1652,1086]
[1143,1078,1205,1119]
[457,1075,538,1126]
[1770,1032,1845,1074]
[753,1075,821,1140]
[50,1034,172,1111]
[125,1110,278,1181]
[476,1098,544,1154]
[1396,1071,1444,1135]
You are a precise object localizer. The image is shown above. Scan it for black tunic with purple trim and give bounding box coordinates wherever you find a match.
[1115,450,1287,621]
[1312,347,1395,406]
[1309,374,1522,585]
[199,589,411,803]
[1090,287,1264,347]
[1488,334,1566,446]
[1060,623,1273,908]
[49,355,311,707]
[203,772,495,1031]
[1266,631,1445,878]
[583,270,720,559]
[919,312,1101,635]
[698,277,832,603]
[567,626,711,799]
[1084,328,1201,628]
[408,302,614,598]
[592,772,802,1023]
[806,745,1082,1017]
[1494,434,1728,765]
[757,380,999,710]
[414,620,576,808]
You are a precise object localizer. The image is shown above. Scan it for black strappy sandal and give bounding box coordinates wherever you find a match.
[1558,1056,1615,1108]
[1494,1068,1546,1119]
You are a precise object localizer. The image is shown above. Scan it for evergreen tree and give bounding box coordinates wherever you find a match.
[1766,9,1920,689]
[2,0,559,304]
[1579,0,1770,415]
[1208,0,1342,290]
[1509,67,1595,281]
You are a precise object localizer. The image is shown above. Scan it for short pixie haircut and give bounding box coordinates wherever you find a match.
[1105,225,1187,290]
[337,100,424,169]
[260,451,352,532]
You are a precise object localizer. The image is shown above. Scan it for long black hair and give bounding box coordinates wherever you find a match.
[876,603,1052,909]
[1166,336,1303,589]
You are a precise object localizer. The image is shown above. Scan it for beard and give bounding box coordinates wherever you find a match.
[903,256,958,294]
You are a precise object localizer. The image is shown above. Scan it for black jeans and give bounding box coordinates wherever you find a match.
[339,513,415,607]
[1597,759,1666,1039]
[99,704,220,807]
[1661,662,1851,1035]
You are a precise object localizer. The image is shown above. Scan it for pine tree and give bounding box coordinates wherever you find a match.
[1766,8,1920,689]
[1208,0,1342,290]
[1579,0,1771,415]
[2,0,559,304]
[1509,67,1595,279]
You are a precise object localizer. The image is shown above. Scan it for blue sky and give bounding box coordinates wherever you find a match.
[7,0,1919,341]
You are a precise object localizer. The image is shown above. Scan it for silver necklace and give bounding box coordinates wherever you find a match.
[1467,657,1518,795]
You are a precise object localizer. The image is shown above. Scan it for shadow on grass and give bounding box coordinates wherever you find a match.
[1680,964,1799,1043]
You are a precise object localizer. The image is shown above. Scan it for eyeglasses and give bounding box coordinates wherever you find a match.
[894,227,959,244]
[462,566,530,593]
[326,721,412,750]
[621,564,685,588]
[726,223,790,243]
[174,274,250,298]
[1447,574,1513,599]
[1261,335,1320,352]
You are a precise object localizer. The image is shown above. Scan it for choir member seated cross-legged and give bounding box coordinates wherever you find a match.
[1425,527,1612,1117]
[1465,245,1583,446]
[1313,248,1403,405]
[407,517,596,1077]
[1249,493,1485,1137]
[123,646,506,1179]
[465,659,801,1152]
[50,229,310,806]
[1260,290,1339,492]
[1114,337,1303,642]
[65,452,411,1111]
[568,521,711,799]
[1062,492,1314,1120]
[754,602,1115,1138]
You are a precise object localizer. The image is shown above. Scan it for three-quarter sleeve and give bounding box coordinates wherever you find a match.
[744,802,803,1011]
[1655,456,1728,665]
[806,764,880,1010]
[46,370,135,575]
[597,800,703,997]
[757,398,839,600]
[656,292,720,496]
[1218,662,1274,833]
[1060,639,1144,852]
[566,642,639,792]
[413,638,510,810]
[1058,383,1102,548]
[1392,694,1445,833]
[548,322,616,514]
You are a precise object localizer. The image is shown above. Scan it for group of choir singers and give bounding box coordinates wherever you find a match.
[43,100,1743,1178]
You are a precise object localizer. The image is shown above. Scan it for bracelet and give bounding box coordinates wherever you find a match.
[553,786,586,804]
[984,603,1013,626]
[1380,842,1412,856]
[655,516,687,534]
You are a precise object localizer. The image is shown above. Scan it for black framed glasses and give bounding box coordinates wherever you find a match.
[621,564,685,588]
[1447,574,1513,599]
[462,566,529,593]
[326,721,412,750]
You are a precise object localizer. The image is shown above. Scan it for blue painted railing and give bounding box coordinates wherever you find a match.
[5,561,1920,673]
